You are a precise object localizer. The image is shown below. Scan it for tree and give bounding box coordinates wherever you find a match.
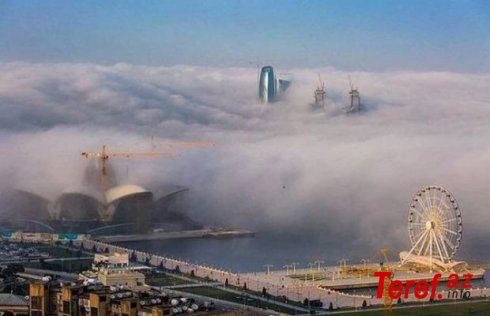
[262,287,267,297]
[145,257,150,265]
[190,270,195,277]
[362,300,367,308]
[175,265,180,273]
[225,278,228,287]
[159,261,164,269]
[328,302,333,311]
[303,298,309,306]
[243,282,247,290]
[397,297,402,304]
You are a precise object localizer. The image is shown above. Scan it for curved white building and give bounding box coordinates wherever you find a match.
[105,184,150,205]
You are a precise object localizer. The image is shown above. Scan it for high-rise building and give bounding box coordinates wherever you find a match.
[259,66,277,103]
[347,89,361,113]
[258,65,291,103]
[314,75,326,108]
[346,76,361,113]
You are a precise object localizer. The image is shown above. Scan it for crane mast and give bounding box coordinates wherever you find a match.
[81,145,176,192]
[82,140,213,193]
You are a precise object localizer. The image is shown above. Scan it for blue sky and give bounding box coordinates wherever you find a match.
[0,0,489,71]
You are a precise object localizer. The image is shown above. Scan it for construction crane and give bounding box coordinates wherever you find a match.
[81,145,177,192]
[380,248,390,266]
[376,247,393,315]
[314,73,326,107]
[381,265,393,316]
[348,75,355,91]
[150,136,214,151]
[347,75,361,113]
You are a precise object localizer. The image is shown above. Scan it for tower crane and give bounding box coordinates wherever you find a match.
[348,74,354,91]
[380,247,391,266]
[150,136,214,151]
[81,145,177,192]
[314,73,326,107]
[347,75,361,113]
[318,73,325,91]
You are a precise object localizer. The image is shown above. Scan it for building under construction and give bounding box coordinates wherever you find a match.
[0,143,212,235]
[313,74,326,108]
[346,77,361,113]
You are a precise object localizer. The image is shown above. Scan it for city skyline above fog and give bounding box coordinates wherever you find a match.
[0,63,489,259]
[1,1,489,260]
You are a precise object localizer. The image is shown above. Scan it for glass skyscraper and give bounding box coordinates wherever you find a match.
[259,66,277,103]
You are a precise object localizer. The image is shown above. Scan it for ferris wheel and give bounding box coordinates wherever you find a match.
[405,185,463,264]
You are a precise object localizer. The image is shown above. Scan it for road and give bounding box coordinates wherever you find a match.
[164,288,279,316]
[22,267,78,281]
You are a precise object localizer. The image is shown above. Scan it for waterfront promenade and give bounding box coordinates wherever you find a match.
[74,239,490,309]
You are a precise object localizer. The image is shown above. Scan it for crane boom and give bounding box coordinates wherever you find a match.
[150,136,214,151]
[318,73,325,90]
[81,145,177,192]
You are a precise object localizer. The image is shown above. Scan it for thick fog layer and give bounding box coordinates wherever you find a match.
[1,62,490,260]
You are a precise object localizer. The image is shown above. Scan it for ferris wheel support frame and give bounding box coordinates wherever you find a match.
[401,185,463,272]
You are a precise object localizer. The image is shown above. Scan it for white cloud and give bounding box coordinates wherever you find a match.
[1,62,489,259]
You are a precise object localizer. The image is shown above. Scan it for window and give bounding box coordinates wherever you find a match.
[31,296,42,309]
[63,300,70,313]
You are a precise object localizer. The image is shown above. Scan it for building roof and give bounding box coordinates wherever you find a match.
[105,184,150,204]
[0,293,28,306]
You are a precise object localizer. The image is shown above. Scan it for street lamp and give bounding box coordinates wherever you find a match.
[361,258,370,278]
[264,264,273,275]
[308,262,315,272]
[314,260,324,271]
[308,262,316,282]
[291,262,299,274]
[338,258,348,268]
